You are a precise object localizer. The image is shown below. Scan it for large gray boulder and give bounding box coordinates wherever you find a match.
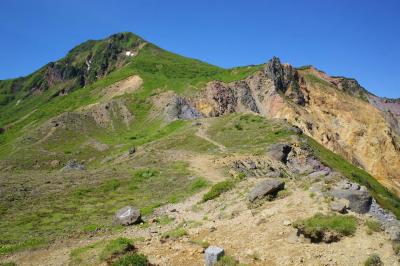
[266,143,292,164]
[248,179,285,202]
[114,206,141,226]
[205,246,224,266]
[331,189,372,213]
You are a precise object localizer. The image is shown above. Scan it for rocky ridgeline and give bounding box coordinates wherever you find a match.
[157,57,400,194]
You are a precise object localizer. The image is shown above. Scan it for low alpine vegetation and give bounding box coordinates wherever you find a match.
[100,237,135,261]
[162,226,188,240]
[112,253,149,266]
[293,213,357,243]
[364,254,383,266]
[202,179,236,202]
[365,219,381,235]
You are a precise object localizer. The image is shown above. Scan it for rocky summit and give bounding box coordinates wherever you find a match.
[0,32,400,265]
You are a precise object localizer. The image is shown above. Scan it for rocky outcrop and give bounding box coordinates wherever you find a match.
[263,57,307,105]
[191,57,400,195]
[368,95,400,135]
[248,179,285,202]
[266,143,292,164]
[61,160,85,171]
[165,96,202,120]
[330,186,372,214]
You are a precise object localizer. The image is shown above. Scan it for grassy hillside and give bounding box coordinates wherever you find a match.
[0,33,261,162]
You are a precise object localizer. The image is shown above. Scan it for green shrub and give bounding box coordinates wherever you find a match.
[190,178,208,192]
[112,253,148,266]
[203,180,236,202]
[100,238,134,261]
[364,254,382,266]
[293,213,357,239]
[365,219,381,233]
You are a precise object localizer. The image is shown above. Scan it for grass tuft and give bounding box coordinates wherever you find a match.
[162,226,187,239]
[112,253,148,266]
[293,213,357,240]
[365,219,381,234]
[202,179,236,202]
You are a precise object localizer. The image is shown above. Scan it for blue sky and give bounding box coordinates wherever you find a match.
[1,0,399,98]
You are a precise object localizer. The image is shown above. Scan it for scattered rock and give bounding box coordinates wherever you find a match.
[114,206,141,226]
[331,188,372,213]
[50,160,60,168]
[256,218,267,226]
[296,227,341,243]
[267,143,292,164]
[128,147,136,155]
[205,246,224,266]
[336,180,360,190]
[283,220,292,226]
[388,226,400,241]
[248,179,285,202]
[287,230,299,244]
[289,126,303,135]
[330,199,348,214]
[61,160,85,171]
[308,170,330,179]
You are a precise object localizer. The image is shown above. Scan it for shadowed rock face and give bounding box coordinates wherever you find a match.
[263,57,307,105]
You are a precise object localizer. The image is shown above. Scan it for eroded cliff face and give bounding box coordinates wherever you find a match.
[187,58,400,194]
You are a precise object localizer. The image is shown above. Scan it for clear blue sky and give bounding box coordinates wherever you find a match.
[1,0,399,98]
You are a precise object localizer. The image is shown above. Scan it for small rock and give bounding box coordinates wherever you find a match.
[128,147,136,155]
[248,179,285,202]
[209,226,217,232]
[114,206,141,226]
[330,199,349,214]
[257,218,267,226]
[287,231,299,244]
[50,160,60,167]
[283,220,292,226]
[388,226,400,241]
[205,246,224,266]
